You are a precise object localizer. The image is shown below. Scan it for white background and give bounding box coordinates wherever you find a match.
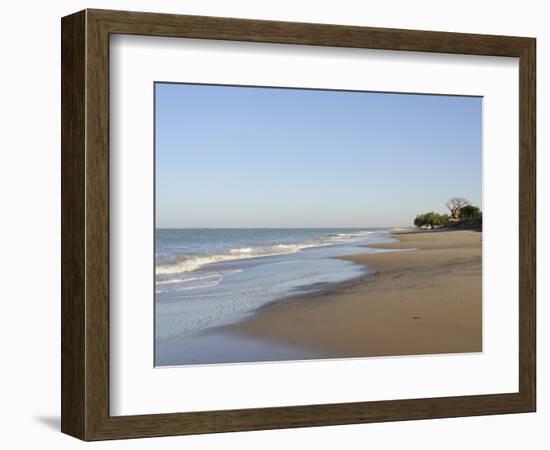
[0,0,547,448]
[111,36,519,415]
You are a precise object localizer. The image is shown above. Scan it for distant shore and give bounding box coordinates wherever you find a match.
[223,229,482,358]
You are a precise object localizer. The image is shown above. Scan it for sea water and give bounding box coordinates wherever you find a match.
[155,228,394,352]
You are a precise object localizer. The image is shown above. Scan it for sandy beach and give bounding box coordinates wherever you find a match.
[223,230,482,358]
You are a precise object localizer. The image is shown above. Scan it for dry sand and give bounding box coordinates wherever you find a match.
[223,230,482,358]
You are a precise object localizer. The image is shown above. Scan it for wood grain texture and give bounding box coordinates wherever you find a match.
[518,39,536,409]
[61,10,86,439]
[89,8,532,56]
[85,10,111,439]
[61,8,536,441]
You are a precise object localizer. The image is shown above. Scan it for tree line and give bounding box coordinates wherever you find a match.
[414,197,482,229]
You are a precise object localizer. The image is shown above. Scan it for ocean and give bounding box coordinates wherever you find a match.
[155,228,395,365]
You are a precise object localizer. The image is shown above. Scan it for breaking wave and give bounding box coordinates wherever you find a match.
[155,231,374,278]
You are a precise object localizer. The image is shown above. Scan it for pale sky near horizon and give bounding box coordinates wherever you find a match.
[155,83,482,228]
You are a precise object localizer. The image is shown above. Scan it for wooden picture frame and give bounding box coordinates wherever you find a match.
[61,8,536,441]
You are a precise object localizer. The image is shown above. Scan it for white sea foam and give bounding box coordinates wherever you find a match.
[155,269,243,293]
[156,252,267,275]
[229,247,254,254]
[155,279,220,294]
[155,231,376,278]
[155,273,222,285]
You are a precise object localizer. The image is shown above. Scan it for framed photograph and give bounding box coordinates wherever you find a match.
[61,9,536,440]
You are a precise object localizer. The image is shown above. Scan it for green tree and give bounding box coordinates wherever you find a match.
[459,205,482,219]
[414,214,426,227]
[414,212,448,229]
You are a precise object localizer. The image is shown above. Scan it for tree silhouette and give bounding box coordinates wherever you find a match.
[446,197,469,220]
[459,205,482,219]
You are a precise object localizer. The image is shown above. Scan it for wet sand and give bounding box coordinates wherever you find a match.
[223,230,482,358]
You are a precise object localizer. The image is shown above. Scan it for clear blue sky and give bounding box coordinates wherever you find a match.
[155,83,481,228]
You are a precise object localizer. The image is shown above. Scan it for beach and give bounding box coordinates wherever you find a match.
[153,83,483,366]
[155,228,393,364]
[223,229,482,358]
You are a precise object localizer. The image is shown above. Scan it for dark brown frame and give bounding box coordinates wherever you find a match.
[61,8,536,441]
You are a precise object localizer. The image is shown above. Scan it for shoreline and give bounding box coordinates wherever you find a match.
[220,229,482,358]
